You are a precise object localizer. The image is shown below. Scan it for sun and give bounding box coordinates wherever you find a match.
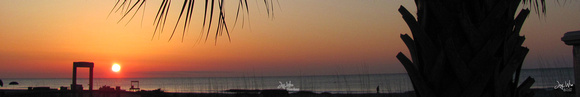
[112,64,121,72]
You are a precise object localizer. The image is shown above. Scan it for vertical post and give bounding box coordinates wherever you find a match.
[89,67,93,97]
[72,65,77,91]
[574,46,580,96]
[561,30,580,97]
[89,67,93,91]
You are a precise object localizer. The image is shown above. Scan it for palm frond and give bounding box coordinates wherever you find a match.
[205,0,215,43]
[522,0,547,15]
[124,0,146,26]
[168,0,190,42]
[106,0,121,19]
[110,0,276,44]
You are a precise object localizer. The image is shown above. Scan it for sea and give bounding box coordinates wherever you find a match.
[0,68,573,94]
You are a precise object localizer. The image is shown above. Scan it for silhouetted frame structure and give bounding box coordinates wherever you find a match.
[130,80,140,91]
[561,30,580,97]
[71,62,94,97]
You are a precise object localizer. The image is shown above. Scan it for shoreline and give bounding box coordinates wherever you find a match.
[0,88,416,97]
[0,88,575,97]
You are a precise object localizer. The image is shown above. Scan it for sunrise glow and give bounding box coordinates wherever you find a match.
[112,64,121,72]
[0,0,577,78]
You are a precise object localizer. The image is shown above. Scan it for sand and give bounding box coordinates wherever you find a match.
[0,88,573,97]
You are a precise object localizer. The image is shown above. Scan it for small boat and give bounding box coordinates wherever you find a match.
[9,81,18,85]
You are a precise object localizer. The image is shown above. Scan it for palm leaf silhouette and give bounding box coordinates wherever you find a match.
[109,0,276,44]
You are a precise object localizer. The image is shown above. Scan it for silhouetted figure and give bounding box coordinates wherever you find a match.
[376,85,379,94]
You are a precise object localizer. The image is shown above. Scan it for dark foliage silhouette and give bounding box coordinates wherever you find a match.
[109,0,278,44]
[396,0,547,97]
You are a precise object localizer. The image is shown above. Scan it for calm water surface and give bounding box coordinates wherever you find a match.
[0,68,572,94]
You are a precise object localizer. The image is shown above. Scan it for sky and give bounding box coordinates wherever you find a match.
[0,0,579,78]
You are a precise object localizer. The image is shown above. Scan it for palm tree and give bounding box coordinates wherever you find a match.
[396,0,545,97]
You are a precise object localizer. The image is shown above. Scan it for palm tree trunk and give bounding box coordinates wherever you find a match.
[397,0,535,97]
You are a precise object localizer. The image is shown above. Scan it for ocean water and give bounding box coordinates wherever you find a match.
[0,68,573,94]
[519,68,574,89]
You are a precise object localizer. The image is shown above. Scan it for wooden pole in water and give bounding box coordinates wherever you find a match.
[561,30,580,97]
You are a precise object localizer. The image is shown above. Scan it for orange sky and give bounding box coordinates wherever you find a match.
[0,0,579,78]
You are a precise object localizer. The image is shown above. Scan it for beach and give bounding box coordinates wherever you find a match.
[0,88,576,97]
[0,89,415,97]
